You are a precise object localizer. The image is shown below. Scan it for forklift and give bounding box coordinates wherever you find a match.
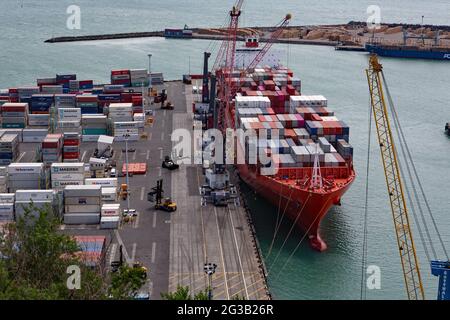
[147,179,177,212]
[154,89,174,110]
[110,245,148,279]
[161,155,179,170]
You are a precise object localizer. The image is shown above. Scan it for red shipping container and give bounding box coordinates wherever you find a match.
[63,152,79,159]
[111,70,130,76]
[63,139,80,146]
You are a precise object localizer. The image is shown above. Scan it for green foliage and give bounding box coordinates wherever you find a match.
[109,266,147,299]
[161,285,210,300]
[0,204,145,300]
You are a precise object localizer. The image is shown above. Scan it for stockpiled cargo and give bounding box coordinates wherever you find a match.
[28,114,49,126]
[63,185,102,224]
[8,162,44,174]
[101,203,120,216]
[41,85,63,94]
[102,187,117,202]
[58,108,81,121]
[55,94,76,108]
[129,69,149,87]
[1,103,28,129]
[0,193,15,203]
[111,70,131,86]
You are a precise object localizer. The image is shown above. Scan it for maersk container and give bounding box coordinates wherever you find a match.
[51,180,83,189]
[51,162,84,174]
[15,190,54,201]
[51,173,85,182]
[64,213,100,225]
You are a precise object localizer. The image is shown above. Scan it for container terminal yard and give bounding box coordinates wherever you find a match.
[0,72,269,300]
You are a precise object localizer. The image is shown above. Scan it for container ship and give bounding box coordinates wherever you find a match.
[365,30,450,60]
[213,41,355,251]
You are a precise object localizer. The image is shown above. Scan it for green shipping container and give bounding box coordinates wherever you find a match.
[2,123,26,128]
[82,128,107,135]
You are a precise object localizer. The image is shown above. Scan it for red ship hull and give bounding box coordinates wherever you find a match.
[237,163,355,251]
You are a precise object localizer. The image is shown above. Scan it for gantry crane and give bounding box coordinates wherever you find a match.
[245,14,291,72]
[366,54,425,300]
[366,54,450,300]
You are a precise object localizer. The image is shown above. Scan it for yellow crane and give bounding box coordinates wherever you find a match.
[365,54,425,300]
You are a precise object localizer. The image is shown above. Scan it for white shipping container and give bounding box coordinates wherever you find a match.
[101,187,117,201]
[0,193,15,203]
[85,178,118,188]
[64,204,101,213]
[15,190,54,201]
[100,216,120,229]
[63,213,100,225]
[7,163,44,174]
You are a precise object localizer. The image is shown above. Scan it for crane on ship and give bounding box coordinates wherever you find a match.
[366,54,449,300]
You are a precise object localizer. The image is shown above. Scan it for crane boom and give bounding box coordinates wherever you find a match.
[366,54,425,300]
[246,14,292,71]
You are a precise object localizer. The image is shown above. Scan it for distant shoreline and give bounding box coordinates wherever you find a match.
[45,22,450,50]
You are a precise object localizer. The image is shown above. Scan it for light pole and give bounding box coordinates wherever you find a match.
[124,133,131,211]
[148,54,152,96]
[204,263,217,300]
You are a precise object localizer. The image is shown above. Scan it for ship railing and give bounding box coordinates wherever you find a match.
[272,165,351,181]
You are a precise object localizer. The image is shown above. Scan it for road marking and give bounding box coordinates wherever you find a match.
[228,206,249,300]
[152,212,157,228]
[146,150,150,160]
[158,167,162,177]
[214,207,230,300]
[119,152,123,160]
[140,186,145,201]
[109,243,117,265]
[132,152,137,160]
[162,118,165,128]
[131,243,137,262]
[159,148,163,160]
[151,242,156,263]
[161,132,164,141]
[114,230,131,264]
[134,212,140,229]
[163,110,167,117]
[81,150,87,162]
[17,152,26,162]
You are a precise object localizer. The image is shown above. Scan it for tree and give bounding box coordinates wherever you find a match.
[108,266,147,299]
[0,204,145,300]
[161,285,209,300]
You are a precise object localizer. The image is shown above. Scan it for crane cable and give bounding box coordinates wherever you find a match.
[267,185,295,257]
[271,198,327,282]
[267,192,313,274]
[382,71,449,261]
[360,97,373,300]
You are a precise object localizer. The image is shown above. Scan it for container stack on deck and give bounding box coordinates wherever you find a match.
[111,70,131,86]
[1,103,28,129]
[81,114,108,142]
[51,163,85,190]
[130,69,149,87]
[7,163,46,192]
[228,66,353,169]
[63,185,102,225]
[63,132,81,162]
[58,107,81,133]
[0,134,19,165]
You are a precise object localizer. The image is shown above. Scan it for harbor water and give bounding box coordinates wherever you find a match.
[1,0,450,300]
